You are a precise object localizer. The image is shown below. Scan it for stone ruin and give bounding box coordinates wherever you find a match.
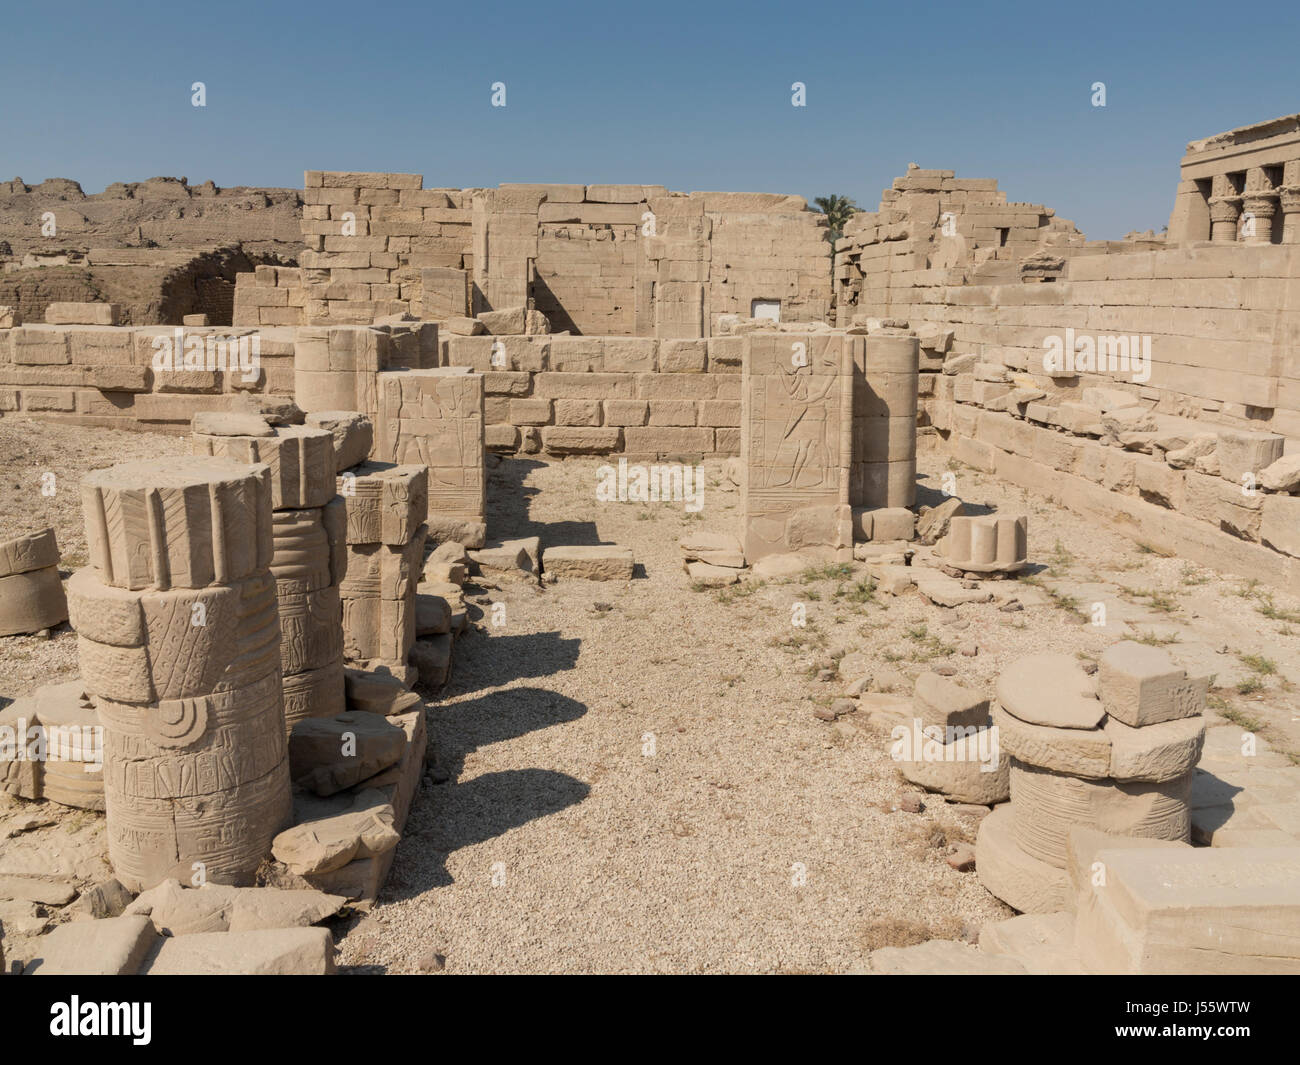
[2,111,1300,976]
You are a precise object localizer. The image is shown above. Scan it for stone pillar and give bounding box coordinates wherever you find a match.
[375,368,487,548]
[739,333,853,563]
[69,457,291,891]
[1208,196,1241,242]
[335,462,428,685]
[190,416,347,731]
[851,335,919,511]
[1241,168,1279,244]
[1279,186,1300,245]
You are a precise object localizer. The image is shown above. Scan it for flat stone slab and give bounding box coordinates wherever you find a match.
[23,915,158,975]
[1076,846,1300,974]
[686,561,739,587]
[544,544,634,580]
[750,553,811,580]
[978,912,1086,974]
[997,653,1104,729]
[866,939,1026,975]
[125,878,346,935]
[143,927,336,975]
[915,573,992,607]
[470,537,539,575]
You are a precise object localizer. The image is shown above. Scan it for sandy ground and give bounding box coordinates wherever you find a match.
[2,417,1297,974]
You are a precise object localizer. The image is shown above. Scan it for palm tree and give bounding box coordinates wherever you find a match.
[814,194,859,243]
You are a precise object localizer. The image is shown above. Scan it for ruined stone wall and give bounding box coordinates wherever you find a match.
[442,332,742,458]
[293,173,830,337]
[878,243,1300,436]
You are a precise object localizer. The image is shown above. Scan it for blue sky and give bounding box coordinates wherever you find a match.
[2,0,1296,238]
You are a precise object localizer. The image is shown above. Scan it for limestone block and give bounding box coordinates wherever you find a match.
[44,302,120,326]
[22,915,157,975]
[685,561,740,587]
[1011,760,1192,868]
[82,457,274,591]
[471,536,539,575]
[143,927,336,975]
[542,544,634,580]
[1098,641,1207,727]
[411,634,452,688]
[898,726,1008,805]
[289,711,407,796]
[125,878,345,935]
[339,531,425,664]
[1217,429,1285,485]
[914,672,991,730]
[1259,454,1300,493]
[866,940,1026,975]
[863,506,914,541]
[1075,846,1300,974]
[272,788,399,876]
[336,463,428,545]
[1261,495,1300,557]
[305,411,374,472]
[942,513,1027,573]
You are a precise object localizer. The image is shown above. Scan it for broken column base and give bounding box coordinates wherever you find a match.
[975,805,1070,914]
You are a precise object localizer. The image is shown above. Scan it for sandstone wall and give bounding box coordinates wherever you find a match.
[290,173,831,337]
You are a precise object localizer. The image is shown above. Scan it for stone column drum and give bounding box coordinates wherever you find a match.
[190,417,347,730]
[0,528,68,636]
[69,457,292,891]
[851,335,918,510]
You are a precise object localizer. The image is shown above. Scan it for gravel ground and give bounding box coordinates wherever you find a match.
[3,416,1297,974]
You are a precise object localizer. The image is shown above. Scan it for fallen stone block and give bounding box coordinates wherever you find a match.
[978,911,1085,974]
[343,668,422,716]
[272,789,400,876]
[686,561,739,587]
[544,544,634,580]
[1075,845,1300,974]
[1099,641,1206,727]
[144,927,337,975]
[23,915,158,975]
[306,411,374,472]
[411,634,453,688]
[290,712,408,797]
[470,537,539,576]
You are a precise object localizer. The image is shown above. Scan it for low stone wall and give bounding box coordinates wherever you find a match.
[926,360,1300,595]
[0,323,297,430]
[441,332,742,458]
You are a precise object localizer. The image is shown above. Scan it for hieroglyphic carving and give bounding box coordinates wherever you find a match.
[72,457,292,891]
[375,369,485,542]
[740,334,853,562]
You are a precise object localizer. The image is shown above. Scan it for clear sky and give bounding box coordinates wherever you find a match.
[2,0,1296,239]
